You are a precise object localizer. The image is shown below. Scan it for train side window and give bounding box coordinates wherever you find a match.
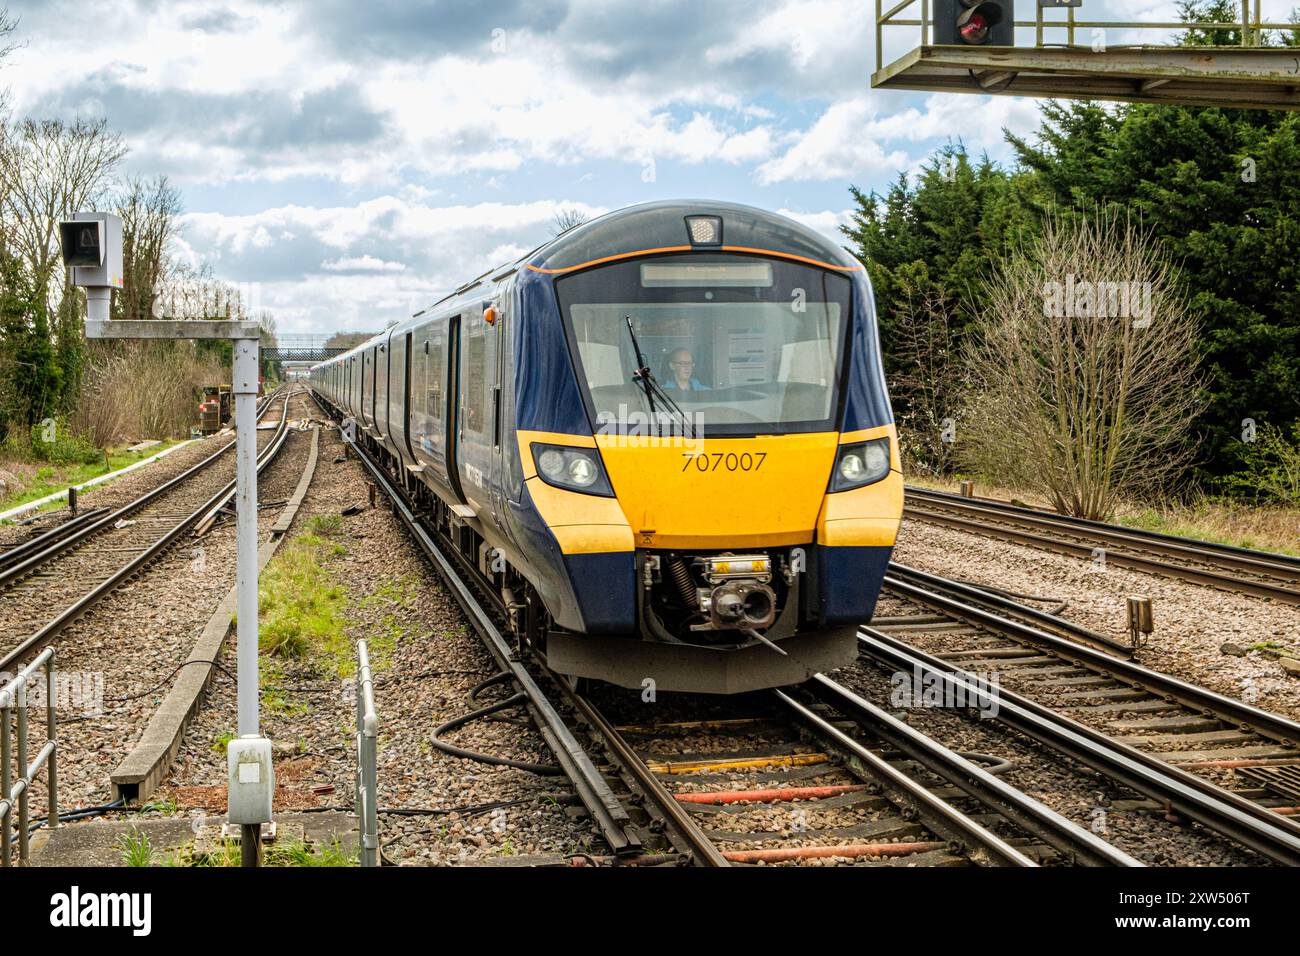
[465,327,486,434]
[426,334,444,421]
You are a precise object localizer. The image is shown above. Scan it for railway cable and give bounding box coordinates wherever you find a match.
[12,797,128,838]
[429,691,563,776]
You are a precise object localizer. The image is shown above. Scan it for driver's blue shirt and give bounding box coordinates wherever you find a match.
[664,378,710,391]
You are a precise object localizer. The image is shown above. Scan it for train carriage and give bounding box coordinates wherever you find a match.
[310,200,902,694]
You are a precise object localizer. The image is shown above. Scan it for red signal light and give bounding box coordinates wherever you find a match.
[959,12,990,42]
[954,0,1004,45]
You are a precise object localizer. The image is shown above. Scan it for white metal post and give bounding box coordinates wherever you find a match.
[67,207,275,866]
[85,288,111,323]
[232,337,260,736]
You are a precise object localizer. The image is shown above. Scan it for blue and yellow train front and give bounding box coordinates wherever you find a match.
[506,202,902,694]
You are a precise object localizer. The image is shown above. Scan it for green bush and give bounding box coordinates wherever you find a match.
[28,419,102,466]
[1221,422,1300,504]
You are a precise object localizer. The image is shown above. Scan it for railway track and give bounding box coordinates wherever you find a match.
[571,680,1139,866]
[0,389,292,673]
[871,565,1300,864]
[0,508,111,573]
[334,399,1140,867]
[904,486,1300,606]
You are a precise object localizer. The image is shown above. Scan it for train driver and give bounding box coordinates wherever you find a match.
[664,348,710,392]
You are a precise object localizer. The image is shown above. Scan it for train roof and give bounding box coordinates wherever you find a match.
[526,199,860,274]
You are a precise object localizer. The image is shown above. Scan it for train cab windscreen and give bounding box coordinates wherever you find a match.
[556,255,852,435]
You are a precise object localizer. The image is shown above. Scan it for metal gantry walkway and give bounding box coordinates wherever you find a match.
[873,1,1300,110]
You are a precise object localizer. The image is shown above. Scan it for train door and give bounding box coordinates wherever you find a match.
[445,315,467,504]
[487,301,508,534]
[385,330,405,461]
[420,323,446,474]
[371,347,380,433]
[459,308,494,517]
[361,349,373,429]
[402,330,417,463]
[352,354,361,421]
[376,337,390,441]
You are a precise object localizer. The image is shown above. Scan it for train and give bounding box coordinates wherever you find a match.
[308,200,902,694]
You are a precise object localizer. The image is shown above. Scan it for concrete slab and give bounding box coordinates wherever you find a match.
[31,812,357,867]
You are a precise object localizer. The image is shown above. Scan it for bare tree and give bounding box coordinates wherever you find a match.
[959,209,1205,519]
[258,311,278,349]
[0,117,127,305]
[0,9,21,120]
[551,207,589,236]
[156,259,248,321]
[890,279,964,477]
[0,9,19,61]
[114,175,182,320]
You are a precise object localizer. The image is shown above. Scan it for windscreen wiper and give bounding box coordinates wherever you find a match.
[624,316,696,439]
[624,315,658,420]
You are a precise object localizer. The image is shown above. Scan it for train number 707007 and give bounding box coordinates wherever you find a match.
[680,452,768,473]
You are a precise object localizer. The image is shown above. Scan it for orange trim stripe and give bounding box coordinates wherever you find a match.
[722,246,862,272]
[526,245,862,276]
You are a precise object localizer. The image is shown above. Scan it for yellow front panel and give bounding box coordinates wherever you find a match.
[595,432,840,549]
[518,431,635,555]
[817,423,903,547]
[817,471,904,546]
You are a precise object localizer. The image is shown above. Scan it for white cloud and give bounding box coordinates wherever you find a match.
[755,91,1043,185]
[776,207,854,244]
[178,197,608,333]
[0,0,1072,332]
[321,256,408,273]
[755,98,914,184]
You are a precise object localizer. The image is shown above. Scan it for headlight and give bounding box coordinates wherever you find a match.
[568,456,598,487]
[538,449,566,480]
[530,443,614,497]
[829,438,891,492]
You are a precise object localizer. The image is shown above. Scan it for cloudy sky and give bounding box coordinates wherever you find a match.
[3,0,1207,335]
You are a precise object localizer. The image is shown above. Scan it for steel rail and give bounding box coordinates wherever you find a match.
[335,421,644,859]
[565,691,727,866]
[792,675,1143,867]
[571,678,1036,866]
[772,689,1036,866]
[908,487,1300,571]
[887,561,1134,657]
[883,574,1300,747]
[858,628,1300,866]
[905,490,1300,605]
[905,503,1300,605]
[0,508,109,573]
[0,390,294,674]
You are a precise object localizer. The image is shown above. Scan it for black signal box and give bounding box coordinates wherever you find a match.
[934,0,1015,46]
[59,220,103,268]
